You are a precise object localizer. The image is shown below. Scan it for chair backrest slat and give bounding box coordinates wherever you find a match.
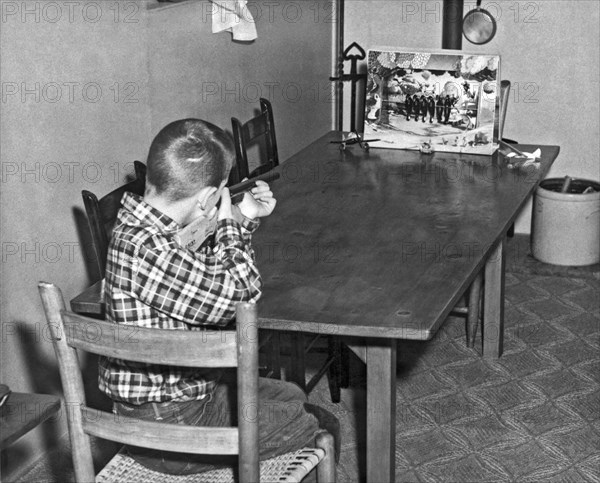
[244,114,269,140]
[498,80,511,141]
[260,97,279,168]
[232,116,251,183]
[81,406,239,454]
[61,313,238,367]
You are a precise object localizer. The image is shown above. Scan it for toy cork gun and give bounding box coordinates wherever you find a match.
[175,171,280,251]
[329,42,379,151]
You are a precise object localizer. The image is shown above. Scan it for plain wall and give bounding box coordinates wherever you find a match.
[148,0,335,163]
[343,0,600,233]
[1,3,151,479]
[0,0,333,479]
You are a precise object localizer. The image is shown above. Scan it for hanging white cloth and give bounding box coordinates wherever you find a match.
[210,0,257,41]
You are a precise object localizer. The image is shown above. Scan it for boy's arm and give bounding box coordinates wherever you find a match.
[212,217,260,293]
[132,224,261,326]
[231,204,259,245]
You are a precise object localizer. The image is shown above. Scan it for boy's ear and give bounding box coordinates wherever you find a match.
[197,181,227,211]
[197,186,218,211]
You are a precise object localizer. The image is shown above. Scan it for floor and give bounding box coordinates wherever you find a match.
[10,234,600,482]
[313,235,599,482]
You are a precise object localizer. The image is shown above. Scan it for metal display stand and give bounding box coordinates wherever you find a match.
[329,42,377,150]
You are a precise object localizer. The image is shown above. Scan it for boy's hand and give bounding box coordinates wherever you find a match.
[238,180,276,220]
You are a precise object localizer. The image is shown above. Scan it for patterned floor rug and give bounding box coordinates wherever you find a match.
[308,270,600,482]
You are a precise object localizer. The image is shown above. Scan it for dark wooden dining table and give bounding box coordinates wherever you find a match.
[71,131,559,482]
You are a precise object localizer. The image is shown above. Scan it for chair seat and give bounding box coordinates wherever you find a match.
[97,446,326,483]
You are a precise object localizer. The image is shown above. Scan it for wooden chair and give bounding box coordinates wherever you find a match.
[498,80,517,145]
[82,161,146,277]
[228,98,279,186]
[455,80,516,346]
[450,273,483,347]
[228,98,282,379]
[288,335,349,403]
[39,283,336,483]
[498,79,517,238]
[229,99,345,402]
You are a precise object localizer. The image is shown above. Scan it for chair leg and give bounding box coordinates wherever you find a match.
[327,337,341,403]
[467,272,483,348]
[259,330,281,379]
[290,333,307,391]
[315,431,336,483]
[507,222,515,238]
[340,343,349,389]
[269,331,281,379]
[288,334,346,403]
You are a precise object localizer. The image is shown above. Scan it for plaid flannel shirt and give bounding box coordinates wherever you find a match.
[98,192,262,404]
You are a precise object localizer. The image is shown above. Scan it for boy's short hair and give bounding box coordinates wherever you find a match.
[146,119,235,201]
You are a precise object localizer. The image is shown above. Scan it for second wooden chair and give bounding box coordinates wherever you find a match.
[228,98,279,186]
[82,160,146,277]
[229,99,347,402]
[456,80,515,346]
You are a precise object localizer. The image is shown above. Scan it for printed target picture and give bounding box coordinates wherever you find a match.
[364,49,500,155]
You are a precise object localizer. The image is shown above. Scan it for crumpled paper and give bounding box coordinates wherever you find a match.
[505,148,541,169]
[210,0,257,41]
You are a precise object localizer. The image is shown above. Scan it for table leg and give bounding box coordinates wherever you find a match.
[366,339,397,483]
[483,236,506,358]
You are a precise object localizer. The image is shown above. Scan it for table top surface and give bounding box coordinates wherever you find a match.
[0,392,61,449]
[251,132,558,339]
[71,132,559,340]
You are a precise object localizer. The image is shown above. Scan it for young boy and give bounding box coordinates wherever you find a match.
[98,119,337,475]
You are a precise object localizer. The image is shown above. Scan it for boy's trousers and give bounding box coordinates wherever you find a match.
[113,372,331,475]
